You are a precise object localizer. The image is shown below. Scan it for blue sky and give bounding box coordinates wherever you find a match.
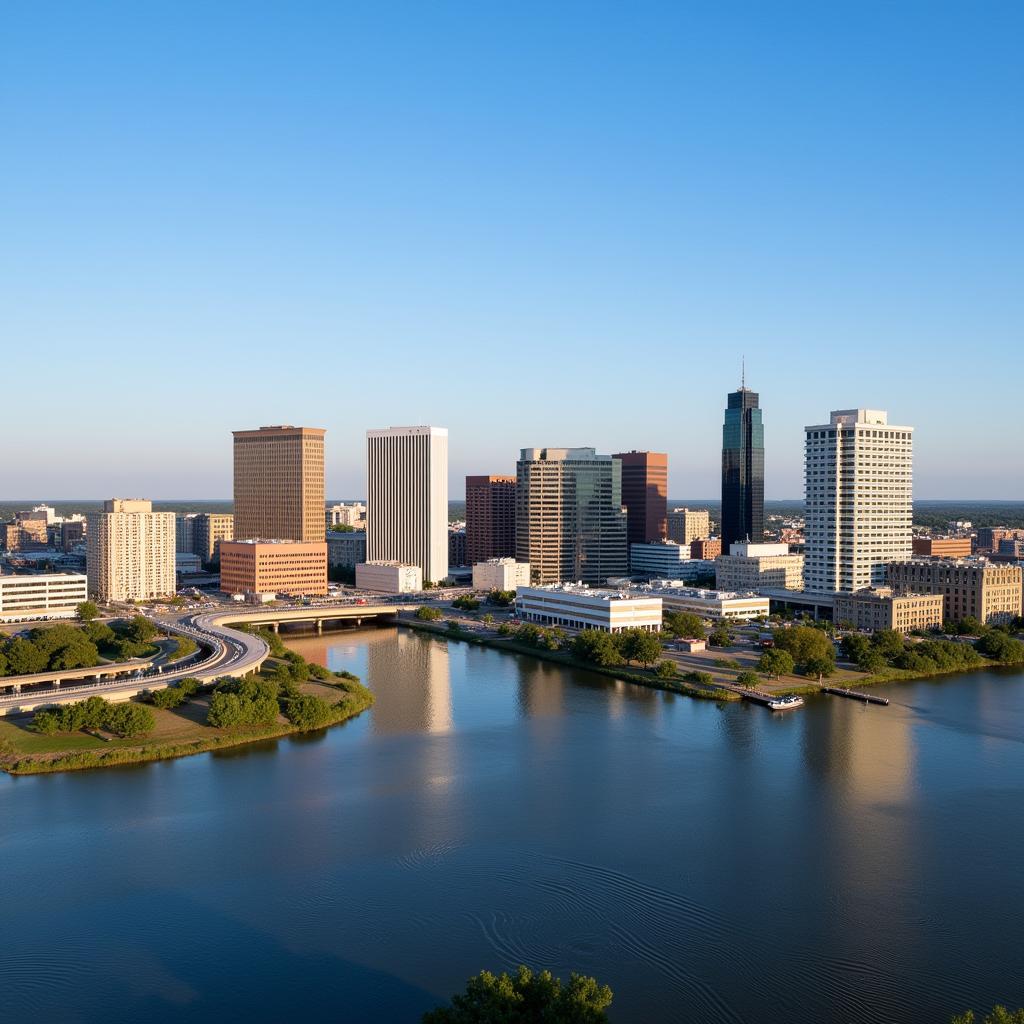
[2,1,1022,499]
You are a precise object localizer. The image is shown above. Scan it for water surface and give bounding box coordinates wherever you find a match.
[2,626,1023,1022]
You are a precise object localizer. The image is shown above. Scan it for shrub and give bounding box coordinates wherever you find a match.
[736,671,761,688]
[655,660,677,679]
[416,606,443,621]
[285,694,334,730]
[452,595,480,611]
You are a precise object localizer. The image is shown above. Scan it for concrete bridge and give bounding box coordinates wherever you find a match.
[0,599,424,716]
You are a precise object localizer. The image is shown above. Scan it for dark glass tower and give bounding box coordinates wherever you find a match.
[721,386,765,550]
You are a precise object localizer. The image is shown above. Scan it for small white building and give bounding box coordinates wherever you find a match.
[515,583,662,633]
[0,572,89,622]
[472,558,531,592]
[629,542,716,580]
[629,581,769,622]
[176,552,203,575]
[355,561,423,594]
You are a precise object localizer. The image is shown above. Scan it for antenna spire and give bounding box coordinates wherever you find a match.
[741,355,746,389]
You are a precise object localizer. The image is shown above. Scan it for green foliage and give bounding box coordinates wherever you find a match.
[951,1007,1024,1024]
[76,601,99,622]
[619,630,663,667]
[975,630,1024,664]
[31,695,154,739]
[684,671,716,687]
[423,965,613,1024]
[416,605,443,621]
[285,694,334,730]
[452,595,480,611]
[149,678,201,709]
[949,616,985,637]
[664,610,706,639]
[104,703,155,738]
[714,657,742,669]
[893,639,983,673]
[872,629,905,660]
[707,624,734,648]
[81,621,115,646]
[497,623,513,636]
[758,648,795,678]
[168,636,198,662]
[482,613,495,625]
[773,625,837,678]
[445,620,463,634]
[572,630,624,667]
[655,660,677,679]
[736,671,761,688]
[486,589,516,606]
[117,615,159,644]
[207,690,280,729]
[328,523,357,532]
[3,637,49,675]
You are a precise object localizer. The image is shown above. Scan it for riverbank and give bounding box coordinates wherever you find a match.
[401,617,1021,702]
[0,648,374,776]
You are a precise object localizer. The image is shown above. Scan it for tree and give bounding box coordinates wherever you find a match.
[76,601,99,622]
[664,611,706,639]
[423,965,613,1024]
[3,637,48,675]
[758,648,795,679]
[840,634,871,664]
[416,606,442,621]
[950,616,985,637]
[871,629,905,661]
[572,630,624,667]
[486,589,516,607]
[804,653,836,681]
[81,621,115,646]
[708,624,733,648]
[104,702,155,739]
[285,694,334,730]
[619,629,663,667]
[117,615,159,644]
[951,1008,1024,1024]
[452,595,480,611]
[655,660,677,679]
[773,625,836,677]
[976,630,1024,664]
[736,671,761,688]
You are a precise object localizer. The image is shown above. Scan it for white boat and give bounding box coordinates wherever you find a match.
[766,695,804,711]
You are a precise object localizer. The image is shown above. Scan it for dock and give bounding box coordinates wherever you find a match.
[823,686,889,706]
[718,683,804,711]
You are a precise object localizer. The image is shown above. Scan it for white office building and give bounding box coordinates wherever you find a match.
[355,561,423,594]
[629,540,717,580]
[715,542,805,592]
[515,583,662,633]
[326,502,367,528]
[804,409,913,593]
[366,426,449,585]
[472,558,531,592]
[86,499,176,603]
[0,573,88,622]
[628,581,769,622]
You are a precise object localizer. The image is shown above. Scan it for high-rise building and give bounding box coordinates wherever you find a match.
[721,385,765,549]
[86,499,176,602]
[613,451,668,548]
[233,425,326,543]
[366,426,449,584]
[465,475,517,565]
[804,409,913,593]
[667,508,711,546]
[176,513,199,554]
[194,513,234,564]
[515,447,627,585]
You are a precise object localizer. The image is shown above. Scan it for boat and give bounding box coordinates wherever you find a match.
[766,695,804,711]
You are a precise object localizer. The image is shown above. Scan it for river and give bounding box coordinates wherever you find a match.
[2,626,1023,1023]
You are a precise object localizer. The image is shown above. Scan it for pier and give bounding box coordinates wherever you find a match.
[823,686,889,706]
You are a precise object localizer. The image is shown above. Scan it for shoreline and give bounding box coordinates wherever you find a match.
[399,618,1020,701]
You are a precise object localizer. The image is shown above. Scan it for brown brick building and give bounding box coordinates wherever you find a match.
[691,537,722,560]
[233,425,326,543]
[465,475,516,565]
[612,451,668,546]
[912,536,973,558]
[834,587,945,633]
[220,540,328,597]
[887,558,1023,625]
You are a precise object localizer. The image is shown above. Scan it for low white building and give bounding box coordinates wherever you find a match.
[715,542,804,592]
[355,561,423,594]
[628,581,769,622]
[629,542,716,580]
[472,558,531,592]
[515,583,662,633]
[176,552,203,575]
[0,572,88,622]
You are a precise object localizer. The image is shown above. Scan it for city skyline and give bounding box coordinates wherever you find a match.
[3,3,1022,500]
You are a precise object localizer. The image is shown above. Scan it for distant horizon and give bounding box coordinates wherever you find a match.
[3,497,1024,506]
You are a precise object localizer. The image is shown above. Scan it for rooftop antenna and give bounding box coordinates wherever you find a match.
[741,355,746,389]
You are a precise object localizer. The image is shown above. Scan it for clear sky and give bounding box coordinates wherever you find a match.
[2,1,1022,500]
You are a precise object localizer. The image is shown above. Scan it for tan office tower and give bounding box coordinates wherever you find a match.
[516,447,628,585]
[366,426,449,584]
[86,499,176,602]
[194,513,235,564]
[233,426,326,542]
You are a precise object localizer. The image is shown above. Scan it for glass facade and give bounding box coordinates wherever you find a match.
[721,388,765,549]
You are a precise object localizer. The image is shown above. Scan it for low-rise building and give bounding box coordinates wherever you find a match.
[515,583,662,633]
[715,542,805,592]
[3,517,49,552]
[355,561,423,594]
[887,558,1023,625]
[326,530,367,569]
[175,552,203,575]
[326,502,366,529]
[627,581,769,622]
[219,540,328,597]
[630,541,691,577]
[834,587,945,633]
[0,572,89,622]
[690,537,722,560]
[912,536,973,559]
[472,558,531,592]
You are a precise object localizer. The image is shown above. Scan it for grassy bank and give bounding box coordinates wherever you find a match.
[401,618,742,701]
[0,648,374,776]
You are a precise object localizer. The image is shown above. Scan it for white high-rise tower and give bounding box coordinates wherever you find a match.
[804,409,913,593]
[366,426,449,585]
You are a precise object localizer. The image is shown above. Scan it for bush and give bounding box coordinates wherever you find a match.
[285,694,334,730]
[655,660,677,679]
[104,703,155,739]
[708,625,733,648]
[207,691,279,729]
[416,606,443,621]
[486,589,516,607]
[452,595,480,611]
[76,601,99,622]
[714,657,741,669]
[736,671,761,688]
[664,611,706,639]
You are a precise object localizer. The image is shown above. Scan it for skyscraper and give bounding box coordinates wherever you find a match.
[516,447,627,585]
[465,475,516,565]
[366,426,449,584]
[232,425,326,543]
[804,409,913,592]
[612,451,668,548]
[721,384,764,549]
[86,499,176,602]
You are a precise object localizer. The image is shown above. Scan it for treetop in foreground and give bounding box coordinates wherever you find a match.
[424,965,612,1023]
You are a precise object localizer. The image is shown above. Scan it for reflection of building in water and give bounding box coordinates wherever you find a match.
[368,628,453,735]
[516,660,567,718]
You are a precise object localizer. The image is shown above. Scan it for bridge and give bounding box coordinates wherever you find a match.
[0,599,423,716]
